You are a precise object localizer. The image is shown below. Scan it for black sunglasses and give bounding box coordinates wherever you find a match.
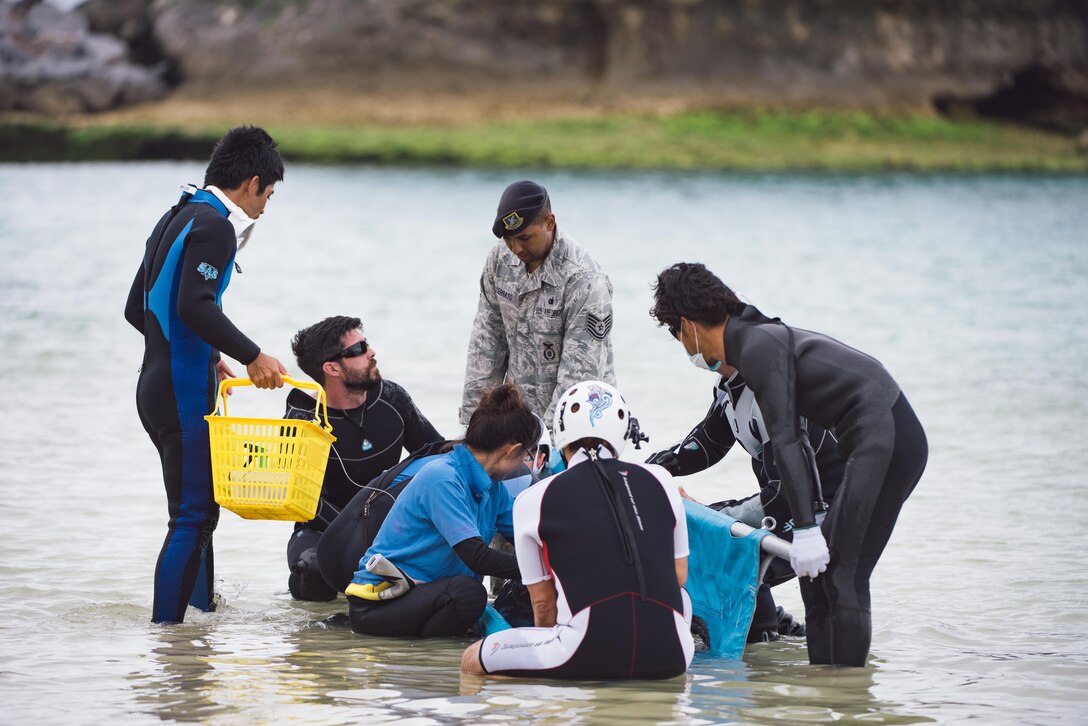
[325,339,369,362]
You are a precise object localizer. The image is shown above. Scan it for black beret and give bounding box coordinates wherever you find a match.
[492,180,549,238]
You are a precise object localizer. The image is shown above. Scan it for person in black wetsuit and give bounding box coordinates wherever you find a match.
[650,263,928,667]
[646,370,846,642]
[124,126,288,624]
[461,380,693,679]
[283,315,443,601]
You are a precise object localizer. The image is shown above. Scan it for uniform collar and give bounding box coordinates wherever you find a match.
[537,228,569,288]
[567,444,615,467]
[503,227,569,290]
[203,184,258,249]
[451,444,495,497]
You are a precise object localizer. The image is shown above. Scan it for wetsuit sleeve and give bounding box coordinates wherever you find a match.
[175,216,260,365]
[452,537,521,579]
[495,486,516,541]
[647,386,736,476]
[738,327,819,529]
[397,386,443,453]
[124,265,145,334]
[512,484,550,584]
[460,250,510,426]
[547,271,614,423]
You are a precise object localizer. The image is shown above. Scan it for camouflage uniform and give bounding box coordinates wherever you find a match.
[460,229,615,427]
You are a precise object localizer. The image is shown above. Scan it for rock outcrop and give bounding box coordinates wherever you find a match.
[4,0,1087,128]
[145,0,1088,129]
[0,0,168,114]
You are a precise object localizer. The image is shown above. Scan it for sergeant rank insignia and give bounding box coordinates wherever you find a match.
[585,312,613,341]
[502,211,524,231]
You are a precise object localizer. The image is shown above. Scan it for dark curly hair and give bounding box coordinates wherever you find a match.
[291,316,362,385]
[650,262,743,336]
[465,384,541,453]
[204,125,284,193]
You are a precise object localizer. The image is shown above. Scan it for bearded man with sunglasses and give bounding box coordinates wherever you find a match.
[284,315,443,601]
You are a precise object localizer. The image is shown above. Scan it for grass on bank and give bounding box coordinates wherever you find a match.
[2,109,1085,172]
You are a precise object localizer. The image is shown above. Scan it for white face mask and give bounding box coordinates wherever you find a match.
[685,319,721,372]
[523,444,545,477]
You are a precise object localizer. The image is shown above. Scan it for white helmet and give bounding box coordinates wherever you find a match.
[525,414,553,476]
[552,380,631,457]
[533,414,552,450]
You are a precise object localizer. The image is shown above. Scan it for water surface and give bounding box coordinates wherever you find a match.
[1,164,1085,724]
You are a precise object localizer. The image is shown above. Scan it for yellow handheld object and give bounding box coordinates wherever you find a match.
[205,376,336,521]
[345,581,395,601]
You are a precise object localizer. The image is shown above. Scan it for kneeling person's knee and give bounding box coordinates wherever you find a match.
[461,641,486,675]
[448,576,488,615]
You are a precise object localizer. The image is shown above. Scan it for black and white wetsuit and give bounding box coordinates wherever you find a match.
[125,186,259,624]
[479,448,694,680]
[723,304,928,666]
[282,381,441,601]
[648,371,845,544]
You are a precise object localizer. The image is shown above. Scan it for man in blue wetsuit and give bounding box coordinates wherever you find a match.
[125,126,288,624]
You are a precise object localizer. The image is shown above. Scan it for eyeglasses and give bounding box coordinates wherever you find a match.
[325,339,369,363]
[667,323,680,338]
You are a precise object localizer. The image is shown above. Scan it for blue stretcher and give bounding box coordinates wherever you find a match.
[683,500,777,658]
[478,603,512,635]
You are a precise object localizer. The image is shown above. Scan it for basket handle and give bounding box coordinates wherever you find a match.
[213,376,333,433]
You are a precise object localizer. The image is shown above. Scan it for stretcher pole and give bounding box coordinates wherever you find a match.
[728,519,791,561]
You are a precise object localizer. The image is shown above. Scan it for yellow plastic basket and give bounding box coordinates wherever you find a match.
[205,376,336,521]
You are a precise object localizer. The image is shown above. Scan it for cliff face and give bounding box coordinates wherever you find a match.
[149,0,608,92]
[8,0,1087,127]
[146,0,1088,128]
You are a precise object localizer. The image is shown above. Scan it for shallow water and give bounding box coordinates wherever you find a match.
[1,164,1086,724]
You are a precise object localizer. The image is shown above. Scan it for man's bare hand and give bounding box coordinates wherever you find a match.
[246,351,286,389]
[678,485,702,504]
[215,360,236,395]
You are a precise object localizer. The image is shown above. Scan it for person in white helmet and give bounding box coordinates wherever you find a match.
[460,381,694,680]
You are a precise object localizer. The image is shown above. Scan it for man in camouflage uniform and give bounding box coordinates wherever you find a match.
[460,180,615,428]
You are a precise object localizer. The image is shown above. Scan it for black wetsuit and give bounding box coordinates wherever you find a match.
[124,187,260,624]
[647,372,846,639]
[723,304,928,666]
[479,451,693,679]
[282,382,442,601]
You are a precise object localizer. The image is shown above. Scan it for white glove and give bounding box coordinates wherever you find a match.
[790,526,830,580]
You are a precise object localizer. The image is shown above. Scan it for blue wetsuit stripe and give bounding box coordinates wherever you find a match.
[146,219,193,341]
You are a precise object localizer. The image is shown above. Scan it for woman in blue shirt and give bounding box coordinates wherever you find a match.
[345,384,540,638]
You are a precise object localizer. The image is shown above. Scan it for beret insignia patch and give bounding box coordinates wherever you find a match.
[502,211,524,231]
[585,313,613,341]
